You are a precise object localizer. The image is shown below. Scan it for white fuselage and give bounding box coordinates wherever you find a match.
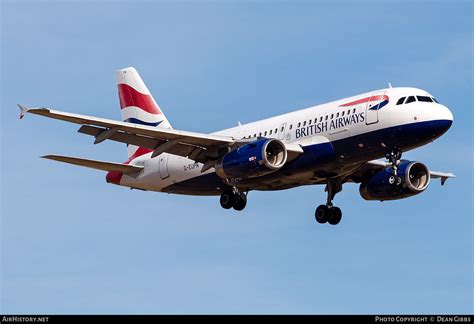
[117,87,453,195]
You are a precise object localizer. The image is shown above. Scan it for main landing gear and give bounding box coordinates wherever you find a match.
[315,178,343,225]
[385,147,403,186]
[220,188,247,211]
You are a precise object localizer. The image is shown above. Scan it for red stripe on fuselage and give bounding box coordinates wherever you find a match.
[106,171,123,185]
[118,83,161,114]
[340,95,388,107]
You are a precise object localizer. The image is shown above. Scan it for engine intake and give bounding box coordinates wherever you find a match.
[215,138,287,179]
[360,161,430,201]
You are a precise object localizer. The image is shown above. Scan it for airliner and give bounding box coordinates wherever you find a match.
[18,67,455,225]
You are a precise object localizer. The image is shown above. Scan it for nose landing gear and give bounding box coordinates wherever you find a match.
[386,147,403,186]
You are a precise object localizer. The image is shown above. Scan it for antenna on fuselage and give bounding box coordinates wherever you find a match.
[237,121,242,126]
[388,82,393,88]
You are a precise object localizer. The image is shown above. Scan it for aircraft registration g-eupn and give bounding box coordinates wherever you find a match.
[18,67,455,225]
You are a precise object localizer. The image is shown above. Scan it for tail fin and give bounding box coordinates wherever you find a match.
[116,67,172,158]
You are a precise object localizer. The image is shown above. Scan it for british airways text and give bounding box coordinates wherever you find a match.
[295,112,365,139]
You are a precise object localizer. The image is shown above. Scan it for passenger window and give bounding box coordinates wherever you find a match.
[314,118,317,123]
[303,121,306,126]
[280,126,284,132]
[259,132,262,137]
[319,117,323,122]
[336,112,339,118]
[309,119,312,125]
[253,134,256,137]
[264,131,267,136]
[289,124,293,130]
[342,111,345,116]
[417,96,433,102]
[353,108,356,113]
[297,122,301,127]
[347,110,350,115]
[325,115,328,121]
[406,96,416,104]
[275,128,277,133]
[269,129,272,135]
[396,97,406,105]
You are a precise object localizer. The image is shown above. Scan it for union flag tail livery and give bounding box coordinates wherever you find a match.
[19,67,455,226]
[116,67,172,158]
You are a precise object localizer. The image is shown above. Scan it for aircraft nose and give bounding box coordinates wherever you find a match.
[438,104,454,122]
[429,104,453,138]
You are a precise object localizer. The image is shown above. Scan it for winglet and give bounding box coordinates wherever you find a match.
[17,104,29,119]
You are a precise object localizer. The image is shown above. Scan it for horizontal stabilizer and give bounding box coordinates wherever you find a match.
[42,155,143,174]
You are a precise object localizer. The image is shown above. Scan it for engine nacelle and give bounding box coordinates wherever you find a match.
[215,138,287,179]
[359,161,431,201]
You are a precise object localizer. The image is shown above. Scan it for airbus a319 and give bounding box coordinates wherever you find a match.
[19,67,455,225]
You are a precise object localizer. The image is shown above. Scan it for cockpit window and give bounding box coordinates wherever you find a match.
[405,96,416,104]
[432,97,439,103]
[416,96,433,102]
[396,97,406,105]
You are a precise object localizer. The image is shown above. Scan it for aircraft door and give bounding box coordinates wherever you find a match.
[365,91,385,125]
[278,122,287,141]
[158,154,170,179]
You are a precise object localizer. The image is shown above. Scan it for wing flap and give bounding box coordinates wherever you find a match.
[78,125,164,149]
[42,155,143,174]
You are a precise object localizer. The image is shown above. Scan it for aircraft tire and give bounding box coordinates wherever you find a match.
[233,193,247,211]
[315,205,330,224]
[328,206,342,225]
[220,190,236,209]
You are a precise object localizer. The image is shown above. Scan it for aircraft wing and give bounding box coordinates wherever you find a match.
[351,159,456,185]
[19,105,235,163]
[19,105,304,164]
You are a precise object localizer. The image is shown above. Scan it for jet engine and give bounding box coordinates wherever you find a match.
[359,161,431,201]
[215,138,287,179]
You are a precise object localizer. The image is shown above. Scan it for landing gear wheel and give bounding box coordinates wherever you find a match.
[220,190,236,209]
[389,175,403,186]
[389,175,396,185]
[396,176,402,186]
[328,207,342,225]
[233,193,247,211]
[315,205,330,224]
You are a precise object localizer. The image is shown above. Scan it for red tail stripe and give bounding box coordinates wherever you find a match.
[126,147,153,164]
[340,95,388,107]
[105,147,152,185]
[118,83,161,115]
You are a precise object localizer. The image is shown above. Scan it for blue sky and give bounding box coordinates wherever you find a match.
[1,0,472,314]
